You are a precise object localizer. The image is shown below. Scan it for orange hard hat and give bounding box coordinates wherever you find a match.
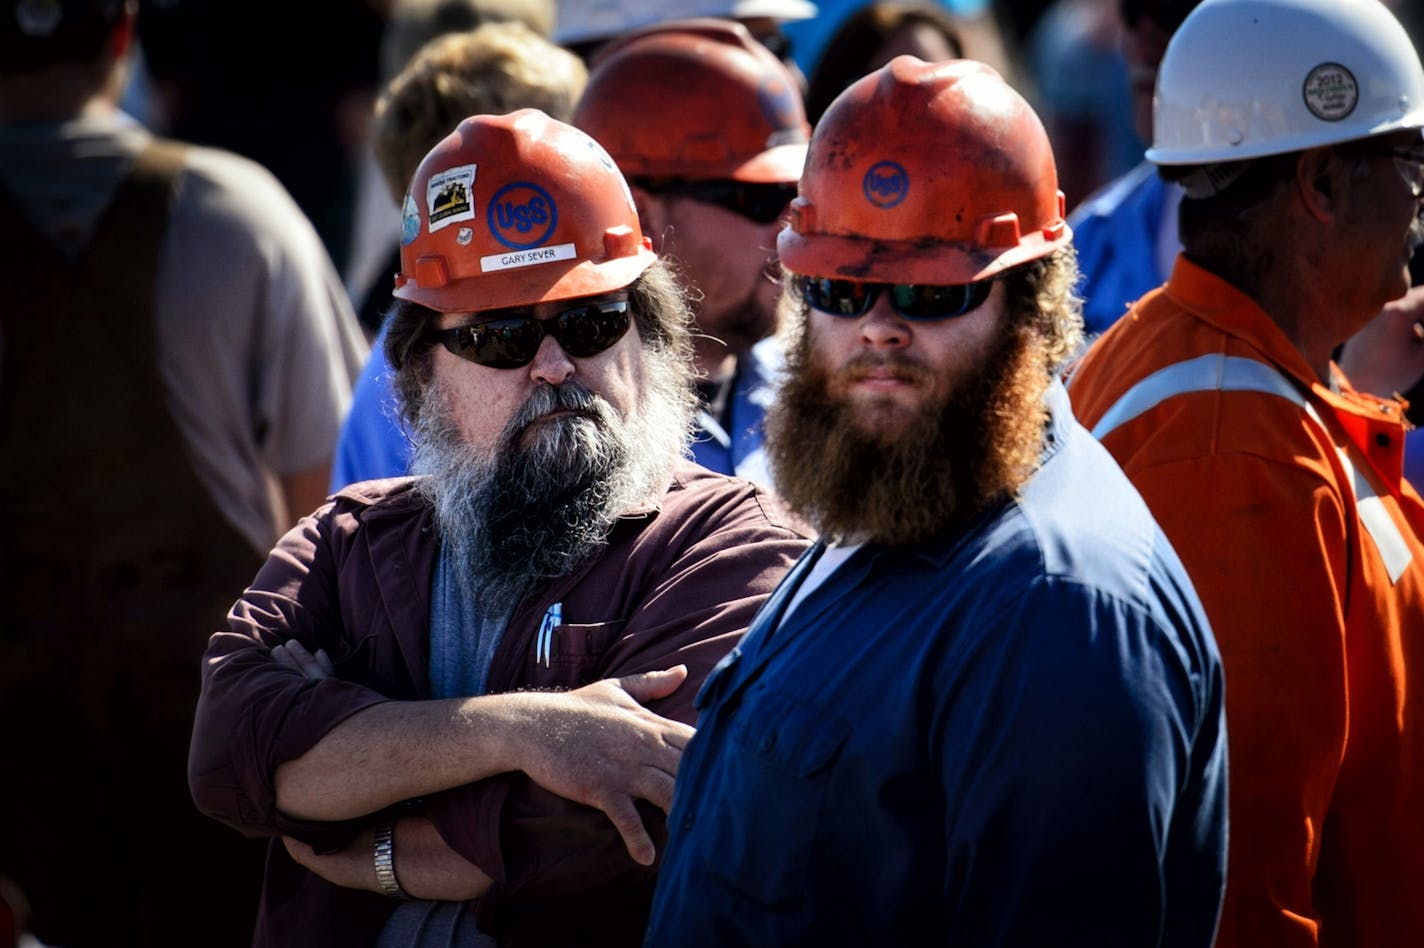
[393,109,656,313]
[573,18,809,183]
[778,57,1070,285]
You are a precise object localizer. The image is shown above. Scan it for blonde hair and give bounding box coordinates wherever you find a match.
[371,19,587,203]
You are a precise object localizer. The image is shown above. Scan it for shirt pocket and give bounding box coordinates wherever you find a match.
[701,686,851,907]
[535,619,626,689]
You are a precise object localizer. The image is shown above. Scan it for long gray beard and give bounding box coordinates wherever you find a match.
[410,367,691,617]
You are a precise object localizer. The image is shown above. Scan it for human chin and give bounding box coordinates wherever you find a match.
[839,389,929,442]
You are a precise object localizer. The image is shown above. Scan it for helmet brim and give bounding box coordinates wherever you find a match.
[777,226,1072,285]
[728,142,809,183]
[394,247,657,314]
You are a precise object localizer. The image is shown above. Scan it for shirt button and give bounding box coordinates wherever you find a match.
[1376,433,1392,448]
[681,809,696,830]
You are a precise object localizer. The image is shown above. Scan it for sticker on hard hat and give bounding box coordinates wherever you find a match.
[488,182,558,250]
[427,164,477,233]
[480,241,577,273]
[864,162,909,208]
[401,193,420,246]
[1303,64,1358,122]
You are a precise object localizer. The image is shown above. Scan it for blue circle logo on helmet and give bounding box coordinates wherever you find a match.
[488,182,558,250]
[863,161,909,208]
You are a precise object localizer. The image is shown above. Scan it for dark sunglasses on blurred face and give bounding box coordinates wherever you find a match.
[643,179,799,224]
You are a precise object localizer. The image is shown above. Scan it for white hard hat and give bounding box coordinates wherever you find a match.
[1149,0,1424,165]
[553,0,817,46]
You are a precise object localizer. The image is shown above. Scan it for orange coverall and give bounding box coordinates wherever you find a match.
[1068,256,1424,948]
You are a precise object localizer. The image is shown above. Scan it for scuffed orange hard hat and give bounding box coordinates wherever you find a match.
[778,57,1070,285]
[573,18,809,183]
[393,109,657,313]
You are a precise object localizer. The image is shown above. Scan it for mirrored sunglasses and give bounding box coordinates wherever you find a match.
[652,179,798,224]
[797,275,994,321]
[433,299,632,370]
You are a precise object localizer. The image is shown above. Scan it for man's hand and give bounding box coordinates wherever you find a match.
[1339,284,1424,399]
[270,640,335,678]
[505,667,694,867]
[283,829,377,893]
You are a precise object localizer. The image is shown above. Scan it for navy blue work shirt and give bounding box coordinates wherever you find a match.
[645,380,1227,947]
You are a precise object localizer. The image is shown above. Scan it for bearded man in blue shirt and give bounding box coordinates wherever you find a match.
[645,56,1228,948]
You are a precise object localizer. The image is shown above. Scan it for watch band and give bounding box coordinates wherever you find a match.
[373,820,409,899]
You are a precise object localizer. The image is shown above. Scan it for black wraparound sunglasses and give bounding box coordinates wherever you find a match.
[433,299,632,369]
[796,274,994,321]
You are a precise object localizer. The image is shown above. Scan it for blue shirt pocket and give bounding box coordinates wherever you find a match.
[701,686,852,906]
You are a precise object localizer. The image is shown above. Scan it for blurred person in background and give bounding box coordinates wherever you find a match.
[1065,0,1197,336]
[573,18,810,484]
[551,0,817,88]
[345,0,557,340]
[0,0,365,943]
[1027,0,1142,209]
[135,0,388,274]
[803,2,967,124]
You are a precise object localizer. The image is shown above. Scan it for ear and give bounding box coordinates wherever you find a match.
[629,184,669,253]
[1295,147,1338,223]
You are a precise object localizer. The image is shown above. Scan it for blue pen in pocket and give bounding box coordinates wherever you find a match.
[535,602,562,667]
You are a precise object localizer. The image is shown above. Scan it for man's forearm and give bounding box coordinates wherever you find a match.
[273,667,691,865]
[274,693,532,820]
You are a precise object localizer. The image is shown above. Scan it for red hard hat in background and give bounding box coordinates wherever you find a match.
[573,18,809,183]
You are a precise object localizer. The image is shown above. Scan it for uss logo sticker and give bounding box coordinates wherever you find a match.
[863,161,909,208]
[488,181,557,250]
[427,164,477,233]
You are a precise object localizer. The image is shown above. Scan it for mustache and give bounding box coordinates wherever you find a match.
[504,381,605,439]
[833,353,938,387]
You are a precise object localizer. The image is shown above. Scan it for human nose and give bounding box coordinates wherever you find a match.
[858,295,911,349]
[527,333,575,385]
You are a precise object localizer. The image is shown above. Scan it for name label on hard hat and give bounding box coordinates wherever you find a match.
[480,241,577,273]
[427,164,478,233]
[863,161,909,208]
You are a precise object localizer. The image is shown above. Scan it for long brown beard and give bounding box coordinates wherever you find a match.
[765,324,1051,545]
